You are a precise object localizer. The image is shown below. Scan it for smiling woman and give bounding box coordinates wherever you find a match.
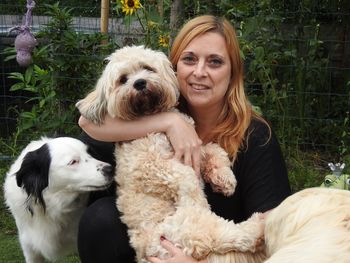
[77,15,291,263]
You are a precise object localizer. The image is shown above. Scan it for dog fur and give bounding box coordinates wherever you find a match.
[3,137,113,263]
[206,187,350,263]
[76,45,265,262]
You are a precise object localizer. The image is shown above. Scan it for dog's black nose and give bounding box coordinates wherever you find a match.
[102,164,114,179]
[133,79,147,91]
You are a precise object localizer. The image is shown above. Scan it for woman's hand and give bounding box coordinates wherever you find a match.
[147,237,207,263]
[164,113,202,177]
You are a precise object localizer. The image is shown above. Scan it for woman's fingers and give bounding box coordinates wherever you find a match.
[147,256,162,263]
[165,113,202,174]
[160,237,182,255]
[191,143,202,177]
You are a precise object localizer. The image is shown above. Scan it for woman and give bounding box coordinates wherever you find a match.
[77,15,291,263]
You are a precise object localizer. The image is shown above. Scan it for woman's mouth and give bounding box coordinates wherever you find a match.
[190,83,209,90]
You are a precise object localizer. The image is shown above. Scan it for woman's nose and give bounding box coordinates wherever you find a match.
[193,61,207,78]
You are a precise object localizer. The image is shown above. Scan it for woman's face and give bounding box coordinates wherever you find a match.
[176,32,232,112]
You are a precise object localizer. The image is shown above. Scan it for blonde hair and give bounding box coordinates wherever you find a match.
[170,15,268,160]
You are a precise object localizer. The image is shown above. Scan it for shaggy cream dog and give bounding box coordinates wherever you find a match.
[207,187,350,263]
[76,45,264,262]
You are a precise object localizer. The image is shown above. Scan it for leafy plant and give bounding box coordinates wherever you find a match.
[113,0,171,52]
[5,3,114,144]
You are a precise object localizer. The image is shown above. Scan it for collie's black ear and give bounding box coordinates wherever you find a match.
[16,143,51,211]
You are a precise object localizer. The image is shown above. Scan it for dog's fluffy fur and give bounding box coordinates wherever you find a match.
[206,187,350,263]
[76,45,264,262]
[264,187,350,262]
[3,137,113,263]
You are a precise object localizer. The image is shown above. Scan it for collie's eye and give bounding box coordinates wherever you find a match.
[120,75,128,84]
[68,159,79,166]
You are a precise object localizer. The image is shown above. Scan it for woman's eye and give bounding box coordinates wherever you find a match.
[181,56,196,64]
[209,58,224,67]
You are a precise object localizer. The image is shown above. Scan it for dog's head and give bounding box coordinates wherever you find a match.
[15,137,113,213]
[76,45,179,123]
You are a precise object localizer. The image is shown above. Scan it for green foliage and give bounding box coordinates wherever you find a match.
[5,3,115,144]
[113,0,171,52]
[226,1,349,159]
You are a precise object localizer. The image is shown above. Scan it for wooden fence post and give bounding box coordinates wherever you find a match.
[101,0,109,45]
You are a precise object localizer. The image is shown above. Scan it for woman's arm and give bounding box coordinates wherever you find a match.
[78,112,202,175]
[79,112,175,142]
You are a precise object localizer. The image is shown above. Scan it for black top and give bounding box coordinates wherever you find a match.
[80,118,291,222]
[205,119,291,222]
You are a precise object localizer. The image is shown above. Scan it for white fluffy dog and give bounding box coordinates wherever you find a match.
[264,187,350,262]
[207,187,350,263]
[3,137,114,263]
[76,45,264,262]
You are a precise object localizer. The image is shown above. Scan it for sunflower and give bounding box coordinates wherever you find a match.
[158,35,170,48]
[120,0,142,15]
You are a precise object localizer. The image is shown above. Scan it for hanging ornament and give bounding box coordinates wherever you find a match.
[10,0,37,67]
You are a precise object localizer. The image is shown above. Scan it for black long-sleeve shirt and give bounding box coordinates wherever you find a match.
[205,119,291,223]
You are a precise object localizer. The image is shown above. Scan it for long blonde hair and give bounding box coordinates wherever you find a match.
[170,15,267,160]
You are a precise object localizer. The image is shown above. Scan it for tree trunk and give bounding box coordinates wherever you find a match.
[170,0,184,38]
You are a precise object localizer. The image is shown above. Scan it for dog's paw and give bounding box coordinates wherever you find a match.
[240,212,266,252]
[207,167,237,196]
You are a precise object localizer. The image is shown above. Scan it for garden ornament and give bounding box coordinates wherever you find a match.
[10,0,37,67]
[320,163,350,190]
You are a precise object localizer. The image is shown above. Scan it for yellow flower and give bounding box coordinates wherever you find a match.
[120,0,142,15]
[158,35,170,48]
[147,20,158,29]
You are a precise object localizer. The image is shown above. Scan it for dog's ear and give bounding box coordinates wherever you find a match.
[76,76,109,124]
[159,54,180,103]
[16,143,51,212]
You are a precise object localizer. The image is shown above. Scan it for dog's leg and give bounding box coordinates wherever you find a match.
[157,207,265,260]
[201,143,236,196]
[169,159,210,209]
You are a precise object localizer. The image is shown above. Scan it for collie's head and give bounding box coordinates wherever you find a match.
[14,137,114,214]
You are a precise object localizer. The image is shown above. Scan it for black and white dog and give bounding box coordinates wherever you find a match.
[3,137,114,263]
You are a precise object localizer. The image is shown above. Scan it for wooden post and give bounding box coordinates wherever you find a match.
[101,0,109,45]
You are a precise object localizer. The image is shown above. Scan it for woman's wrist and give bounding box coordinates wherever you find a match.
[160,111,181,134]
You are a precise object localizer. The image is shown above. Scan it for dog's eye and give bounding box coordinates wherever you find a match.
[143,65,156,72]
[120,75,128,84]
[68,159,79,166]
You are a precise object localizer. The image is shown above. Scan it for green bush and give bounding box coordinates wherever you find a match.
[4,3,116,146]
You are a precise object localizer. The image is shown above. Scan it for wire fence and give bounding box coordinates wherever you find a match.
[0,2,349,165]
